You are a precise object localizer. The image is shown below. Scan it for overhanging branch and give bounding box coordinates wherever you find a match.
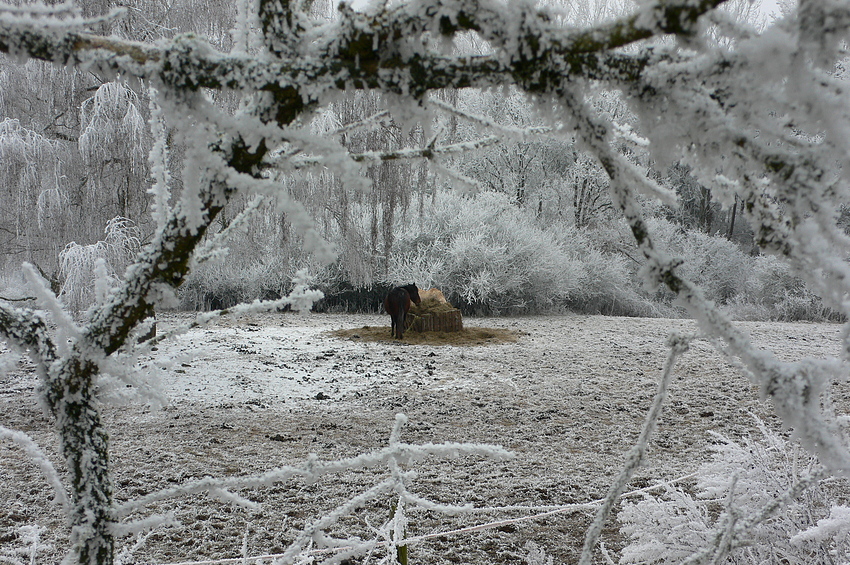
[0,0,726,111]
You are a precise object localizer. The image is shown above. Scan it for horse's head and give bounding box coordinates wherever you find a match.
[404,283,422,304]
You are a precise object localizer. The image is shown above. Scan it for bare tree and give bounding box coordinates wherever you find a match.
[3,0,850,563]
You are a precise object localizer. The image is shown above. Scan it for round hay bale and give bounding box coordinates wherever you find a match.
[407,296,463,333]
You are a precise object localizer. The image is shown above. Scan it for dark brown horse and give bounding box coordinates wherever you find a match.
[384,283,421,339]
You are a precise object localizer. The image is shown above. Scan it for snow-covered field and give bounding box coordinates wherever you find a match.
[1,312,846,564]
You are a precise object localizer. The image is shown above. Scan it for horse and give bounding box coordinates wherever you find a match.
[384,283,422,339]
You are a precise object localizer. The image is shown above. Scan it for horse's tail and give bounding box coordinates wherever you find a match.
[393,306,407,339]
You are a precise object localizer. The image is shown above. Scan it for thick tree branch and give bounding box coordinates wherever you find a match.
[85,137,267,356]
[0,303,114,564]
[0,301,57,371]
[0,0,725,109]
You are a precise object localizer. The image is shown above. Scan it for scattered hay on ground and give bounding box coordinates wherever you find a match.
[328,325,523,346]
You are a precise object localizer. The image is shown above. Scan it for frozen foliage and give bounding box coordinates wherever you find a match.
[0,524,51,565]
[619,417,849,564]
[4,0,850,563]
[78,82,145,173]
[386,190,658,314]
[792,505,850,548]
[0,117,65,240]
[58,217,141,314]
[388,191,581,312]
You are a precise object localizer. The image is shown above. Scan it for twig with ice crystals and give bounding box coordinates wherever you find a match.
[433,163,487,194]
[386,414,476,514]
[280,134,501,170]
[679,469,827,564]
[281,415,510,564]
[110,415,510,565]
[281,478,395,563]
[0,300,57,377]
[135,268,323,355]
[147,88,172,232]
[348,135,500,163]
[331,110,391,136]
[111,514,177,538]
[577,332,691,565]
[113,415,510,518]
[93,354,168,408]
[0,0,729,100]
[22,263,82,354]
[564,79,850,473]
[0,425,70,515]
[429,97,552,139]
[0,0,124,30]
[192,195,268,267]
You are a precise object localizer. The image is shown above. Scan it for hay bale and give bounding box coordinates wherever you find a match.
[419,288,447,303]
[407,294,463,333]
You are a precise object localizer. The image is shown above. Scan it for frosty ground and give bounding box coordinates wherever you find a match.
[1,312,846,564]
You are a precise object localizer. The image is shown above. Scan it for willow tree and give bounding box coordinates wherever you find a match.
[3,0,850,563]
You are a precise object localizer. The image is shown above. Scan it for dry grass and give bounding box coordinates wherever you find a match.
[328,325,523,346]
[410,298,459,315]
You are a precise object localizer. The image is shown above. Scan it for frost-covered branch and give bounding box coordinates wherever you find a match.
[0,300,57,374]
[680,470,827,565]
[0,425,70,515]
[111,416,510,518]
[349,135,500,163]
[112,413,510,565]
[332,110,391,136]
[192,195,268,266]
[563,76,850,474]
[0,0,728,108]
[136,269,324,352]
[430,97,552,138]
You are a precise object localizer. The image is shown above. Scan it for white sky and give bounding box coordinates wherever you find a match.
[755,0,787,22]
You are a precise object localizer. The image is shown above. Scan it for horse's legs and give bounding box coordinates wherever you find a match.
[394,309,405,339]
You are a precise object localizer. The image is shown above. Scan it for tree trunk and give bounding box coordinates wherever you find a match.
[727,195,738,240]
[47,357,114,565]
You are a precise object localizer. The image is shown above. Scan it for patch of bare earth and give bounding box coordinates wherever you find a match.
[1,313,847,564]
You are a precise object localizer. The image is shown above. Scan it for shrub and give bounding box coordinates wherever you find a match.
[643,217,752,305]
[743,255,840,321]
[175,193,836,320]
[618,418,849,564]
[386,191,583,314]
[180,257,290,310]
[549,225,665,317]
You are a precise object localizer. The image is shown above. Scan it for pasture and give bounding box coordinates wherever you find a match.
[1,313,845,564]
